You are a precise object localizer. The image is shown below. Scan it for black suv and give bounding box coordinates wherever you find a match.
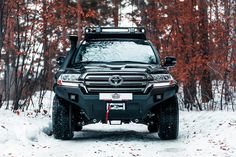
[53,27,179,140]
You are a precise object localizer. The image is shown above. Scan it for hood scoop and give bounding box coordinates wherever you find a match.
[106,65,125,70]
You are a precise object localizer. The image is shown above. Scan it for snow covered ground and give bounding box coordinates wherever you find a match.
[0,109,235,157]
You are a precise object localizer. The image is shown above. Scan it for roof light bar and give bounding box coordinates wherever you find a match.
[84,27,146,34]
[84,27,146,40]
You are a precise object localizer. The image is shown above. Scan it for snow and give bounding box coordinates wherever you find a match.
[177,81,236,111]
[0,108,236,157]
[0,91,235,156]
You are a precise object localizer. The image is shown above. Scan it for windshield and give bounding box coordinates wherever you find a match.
[73,40,159,64]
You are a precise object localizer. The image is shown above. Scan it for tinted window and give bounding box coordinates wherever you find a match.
[73,40,158,64]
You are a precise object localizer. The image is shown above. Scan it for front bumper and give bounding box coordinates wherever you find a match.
[54,84,177,121]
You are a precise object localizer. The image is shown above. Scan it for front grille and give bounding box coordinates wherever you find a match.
[84,73,147,93]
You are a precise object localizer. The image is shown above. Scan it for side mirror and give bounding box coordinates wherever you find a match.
[56,56,66,66]
[163,56,176,67]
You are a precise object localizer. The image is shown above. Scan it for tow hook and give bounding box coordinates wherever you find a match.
[106,105,111,123]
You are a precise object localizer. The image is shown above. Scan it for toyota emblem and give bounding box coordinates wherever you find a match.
[109,75,123,86]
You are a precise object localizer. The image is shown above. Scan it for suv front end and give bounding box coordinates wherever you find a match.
[52,27,179,140]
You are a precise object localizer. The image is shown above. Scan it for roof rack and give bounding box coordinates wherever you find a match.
[84,27,146,40]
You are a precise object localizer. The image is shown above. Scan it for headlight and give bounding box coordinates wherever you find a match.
[60,74,81,82]
[57,74,81,87]
[152,74,173,82]
[151,74,175,87]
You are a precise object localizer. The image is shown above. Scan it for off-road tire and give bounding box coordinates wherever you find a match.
[52,96,74,140]
[158,96,179,140]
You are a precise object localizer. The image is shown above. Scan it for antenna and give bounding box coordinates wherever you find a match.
[131,0,134,27]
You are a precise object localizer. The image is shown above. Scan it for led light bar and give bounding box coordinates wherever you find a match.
[153,80,175,88]
[85,27,146,34]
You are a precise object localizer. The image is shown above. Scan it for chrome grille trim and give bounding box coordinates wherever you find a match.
[85,81,146,87]
[84,73,147,93]
[85,75,146,81]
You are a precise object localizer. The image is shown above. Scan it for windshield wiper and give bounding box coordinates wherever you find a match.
[70,61,108,68]
[108,61,151,64]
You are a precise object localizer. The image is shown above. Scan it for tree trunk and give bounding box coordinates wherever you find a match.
[4,51,10,109]
[77,0,82,42]
[113,0,119,27]
[13,3,21,110]
[0,0,4,59]
[199,0,213,103]
[233,0,236,89]
[183,0,198,110]
[183,77,197,110]
[223,0,231,102]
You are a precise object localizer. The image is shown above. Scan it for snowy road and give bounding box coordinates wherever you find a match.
[0,110,236,157]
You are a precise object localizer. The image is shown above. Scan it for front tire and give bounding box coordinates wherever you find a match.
[52,96,74,140]
[158,96,179,140]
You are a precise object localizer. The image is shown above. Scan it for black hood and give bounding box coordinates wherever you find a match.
[65,63,168,74]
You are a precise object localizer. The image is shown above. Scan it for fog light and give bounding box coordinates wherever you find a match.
[93,119,97,123]
[134,119,139,123]
[68,93,78,102]
[156,95,161,99]
[156,94,162,100]
[70,95,76,100]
